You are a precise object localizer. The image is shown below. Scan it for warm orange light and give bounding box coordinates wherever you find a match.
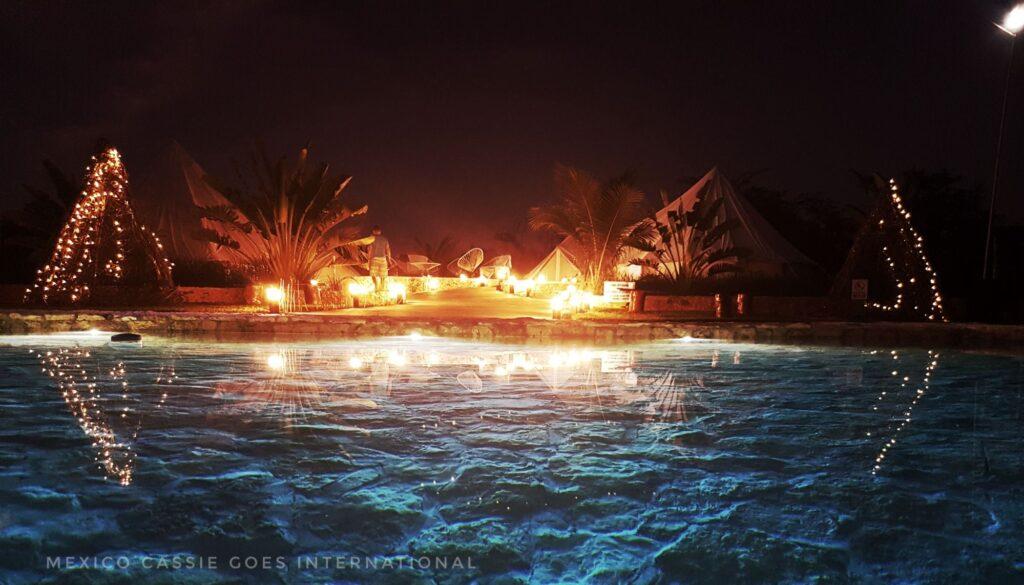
[264,286,285,303]
[266,353,286,371]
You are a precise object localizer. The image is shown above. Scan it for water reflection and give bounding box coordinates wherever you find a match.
[27,340,726,486]
[205,345,711,428]
[28,337,956,487]
[867,349,941,475]
[12,336,1020,582]
[30,346,170,486]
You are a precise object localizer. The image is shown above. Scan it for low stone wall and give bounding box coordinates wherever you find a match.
[637,294,852,321]
[742,296,851,321]
[4,278,482,311]
[176,286,248,304]
[641,294,717,317]
[1,310,1023,351]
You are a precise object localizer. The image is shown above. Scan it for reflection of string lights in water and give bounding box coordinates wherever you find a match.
[870,350,940,475]
[32,348,138,485]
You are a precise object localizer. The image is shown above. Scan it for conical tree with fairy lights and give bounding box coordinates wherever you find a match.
[832,176,946,321]
[25,144,175,305]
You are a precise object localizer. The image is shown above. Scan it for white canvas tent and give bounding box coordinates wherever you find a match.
[132,143,209,261]
[524,243,582,282]
[133,142,261,264]
[655,167,816,277]
[314,262,365,282]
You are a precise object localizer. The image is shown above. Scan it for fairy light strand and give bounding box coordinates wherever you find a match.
[24,147,174,304]
[871,350,940,475]
[865,179,946,322]
[31,347,136,485]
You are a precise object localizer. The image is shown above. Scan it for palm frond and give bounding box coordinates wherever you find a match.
[201,145,366,282]
[698,219,740,251]
[192,227,241,250]
[706,263,742,276]
[530,165,650,291]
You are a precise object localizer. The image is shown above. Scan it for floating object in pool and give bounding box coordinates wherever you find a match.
[110,333,142,342]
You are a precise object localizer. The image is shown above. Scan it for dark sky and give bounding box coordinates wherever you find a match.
[1,0,1022,251]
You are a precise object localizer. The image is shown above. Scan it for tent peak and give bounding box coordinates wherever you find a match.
[655,166,817,276]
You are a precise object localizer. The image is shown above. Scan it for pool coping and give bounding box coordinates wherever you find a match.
[2,310,1023,351]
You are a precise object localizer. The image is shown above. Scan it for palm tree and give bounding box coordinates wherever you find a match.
[196,145,367,286]
[1,160,78,271]
[631,188,747,290]
[528,165,653,291]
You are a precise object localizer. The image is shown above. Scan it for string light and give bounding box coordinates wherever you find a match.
[31,347,136,485]
[865,179,946,322]
[870,350,940,475]
[24,147,174,304]
[28,344,172,486]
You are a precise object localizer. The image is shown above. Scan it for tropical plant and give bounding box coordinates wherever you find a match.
[631,188,748,290]
[495,217,559,268]
[495,218,530,256]
[528,165,653,291]
[0,160,79,281]
[196,145,367,284]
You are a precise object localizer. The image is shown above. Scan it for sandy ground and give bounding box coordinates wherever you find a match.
[323,286,553,319]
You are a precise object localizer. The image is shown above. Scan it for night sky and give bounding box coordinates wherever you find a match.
[2,0,1022,251]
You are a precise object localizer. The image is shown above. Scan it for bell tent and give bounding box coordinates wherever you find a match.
[133,142,261,265]
[655,167,816,277]
[524,244,582,282]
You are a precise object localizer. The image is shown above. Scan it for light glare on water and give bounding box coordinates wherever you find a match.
[0,335,1022,583]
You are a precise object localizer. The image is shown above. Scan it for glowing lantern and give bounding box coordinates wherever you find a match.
[551,295,566,317]
[388,282,407,303]
[264,285,285,313]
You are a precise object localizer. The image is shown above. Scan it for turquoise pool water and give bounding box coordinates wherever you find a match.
[0,334,1022,583]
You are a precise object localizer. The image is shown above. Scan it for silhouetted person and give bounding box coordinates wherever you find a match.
[367,225,392,292]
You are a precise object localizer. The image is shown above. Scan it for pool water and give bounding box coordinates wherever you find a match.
[1,334,1022,583]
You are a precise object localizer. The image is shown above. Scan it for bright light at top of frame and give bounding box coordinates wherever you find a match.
[1000,4,1024,35]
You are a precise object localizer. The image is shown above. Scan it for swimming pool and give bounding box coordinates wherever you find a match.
[1,334,1022,583]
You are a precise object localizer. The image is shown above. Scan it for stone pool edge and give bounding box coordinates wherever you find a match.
[2,310,1023,351]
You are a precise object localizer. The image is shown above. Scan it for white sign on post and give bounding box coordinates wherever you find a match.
[851,279,868,301]
[602,281,635,304]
